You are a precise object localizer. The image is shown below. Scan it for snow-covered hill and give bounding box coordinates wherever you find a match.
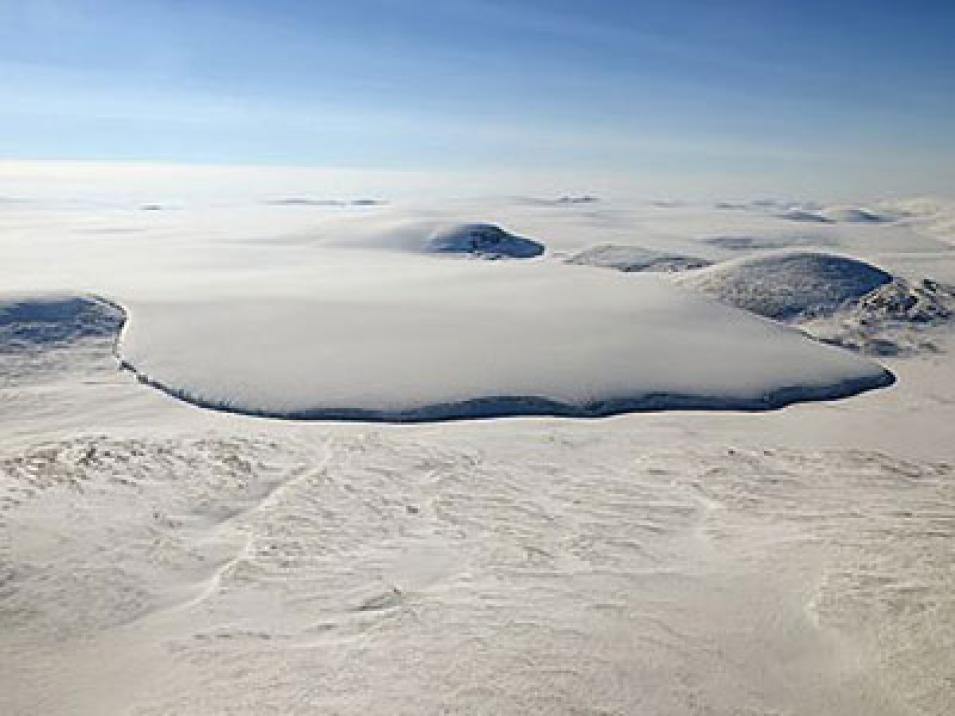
[676,251,894,320]
[566,244,710,272]
[0,295,124,351]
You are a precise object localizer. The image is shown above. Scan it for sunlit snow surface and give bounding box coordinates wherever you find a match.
[0,190,901,420]
[117,257,891,420]
[3,175,955,714]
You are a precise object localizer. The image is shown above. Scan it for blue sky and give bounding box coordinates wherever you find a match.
[1,0,954,197]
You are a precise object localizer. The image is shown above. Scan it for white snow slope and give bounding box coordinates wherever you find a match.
[676,251,894,320]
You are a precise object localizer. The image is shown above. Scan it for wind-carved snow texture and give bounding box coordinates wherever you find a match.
[0,435,316,644]
[2,434,953,714]
[0,296,124,395]
[115,261,893,421]
[0,295,124,352]
[805,278,955,356]
[565,244,711,272]
[677,252,894,321]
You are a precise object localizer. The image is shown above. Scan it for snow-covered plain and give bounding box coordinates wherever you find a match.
[2,174,955,714]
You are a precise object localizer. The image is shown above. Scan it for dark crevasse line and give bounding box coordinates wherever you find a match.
[115,356,895,424]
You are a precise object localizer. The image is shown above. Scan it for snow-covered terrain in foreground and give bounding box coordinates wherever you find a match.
[2,182,955,714]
